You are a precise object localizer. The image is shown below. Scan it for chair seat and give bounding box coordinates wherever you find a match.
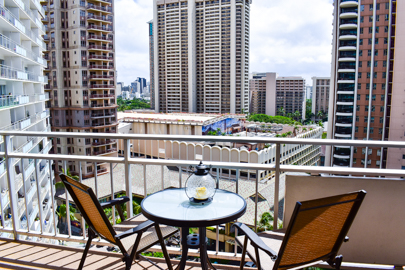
[114,214,179,257]
[236,230,284,270]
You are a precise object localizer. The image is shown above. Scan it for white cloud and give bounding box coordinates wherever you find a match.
[115,0,334,86]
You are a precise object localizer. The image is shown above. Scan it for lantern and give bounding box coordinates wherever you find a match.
[185,161,216,203]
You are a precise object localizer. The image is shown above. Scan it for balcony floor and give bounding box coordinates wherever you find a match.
[0,238,243,270]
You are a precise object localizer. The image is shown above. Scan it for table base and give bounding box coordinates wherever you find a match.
[175,227,217,270]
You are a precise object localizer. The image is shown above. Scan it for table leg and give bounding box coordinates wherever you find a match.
[199,227,217,270]
[155,224,173,270]
[175,227,189,270]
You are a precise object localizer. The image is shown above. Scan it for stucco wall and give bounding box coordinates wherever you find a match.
[284,174,405,265]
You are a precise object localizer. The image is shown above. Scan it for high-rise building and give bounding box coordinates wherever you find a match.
[153,0,251,114]
[306,85,313,100]
[249,72,306,119]
[311,77,330,120]
[136,77,147,94]
[327,0,403,169]
[42,0,118,178]
[0,0,55,237]
[147,20,155,109]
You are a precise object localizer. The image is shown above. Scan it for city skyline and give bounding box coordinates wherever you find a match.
[115,0,334,85]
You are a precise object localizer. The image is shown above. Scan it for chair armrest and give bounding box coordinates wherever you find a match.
[115,220,155,240]
[232,222,278,260]
[100,196,130,208]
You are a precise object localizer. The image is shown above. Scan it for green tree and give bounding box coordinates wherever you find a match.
[293,110,301,121]
[258,212,274,231]
[56,204,77,222]
[316,111,324,120]
[305,99,314,122]
[61,168,79,181]
[277,107,286,116]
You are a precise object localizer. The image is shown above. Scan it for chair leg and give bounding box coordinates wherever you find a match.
[239,236,249,270]
[78,229,95,270]
[327,255,343,270]
[155,224,173,270]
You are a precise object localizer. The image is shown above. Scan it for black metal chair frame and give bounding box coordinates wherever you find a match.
[233,190,367,270]
[60,174,175,270]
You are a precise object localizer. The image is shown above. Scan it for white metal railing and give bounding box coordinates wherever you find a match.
[0,4,45,48]
[0,131,404,261]
[0,65,46,83]
[0,110,49,132]
[12,0,46,32]
[0,34,46,65]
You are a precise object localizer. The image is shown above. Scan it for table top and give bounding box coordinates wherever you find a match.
[141,188,247,227]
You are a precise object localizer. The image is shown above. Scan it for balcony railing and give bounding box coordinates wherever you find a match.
[13,0,46,32]
[0,65,47,83]
[87,4,112,12]
[87,35,113,41]
[0,4,45,48]
[87,25,113,31]
[89,85,114,89]
[88,55,113,61]
[88,45,113,50]
[88,65,114,70]
[0,131,404,269]
[87,14,112,22]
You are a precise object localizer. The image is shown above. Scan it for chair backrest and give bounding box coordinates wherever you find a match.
[60,174,117,244]
[274,190,366,270]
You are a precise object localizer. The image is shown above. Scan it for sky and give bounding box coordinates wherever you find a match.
[115,0,334,86]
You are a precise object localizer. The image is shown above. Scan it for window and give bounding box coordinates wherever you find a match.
[380,106,384,112]
[358,73,362,79]
[357,105,360,111]
[360,5,364,11]
[380,117,383,123]
[385,26,389,33]
[360,28,363,34]
[385,3,389,10]
[359,38,363,45]
[355,126,359,132]
[369,4,373,11]
[370,127,374,134]
[358,61,362,67]
[359,50,363,56]
[371,106,375,112]
[360,16,364,23]
[356,116,359,122]
[367,61,371,67]
[381,95,385,101]
[383,60,387,67]
[384,49,388,56]
[358,83,361,89]
[376,15,379,22]
[367,72,370,78]
[375,38,378,44]
[384,38,388,44]
[371,117,374,123]
[374,61,378,67]
[368,50,371,56]
[365,106,369,112]
[372,95,376,101]
[373,83,377,90]
[376,26,379,33]
[369,16,373,22]
[368,38,372,45]
[382,72,386,78]
[369,28,373,34]
[385,14,389,21]
[363,127,367,133]
[379,128,383,134]
[382,83,386,90]
[374,72,377,79]
[80,10,85,16]
[376,3,380,10]
[366,94,369,101]
[375,50,378,56]
[366,83,370,89]
[357,94,361,100]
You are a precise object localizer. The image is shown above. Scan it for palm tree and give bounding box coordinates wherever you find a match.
[316,111,324,120]
[61,168,79,181]
[293,110,301,121]
[258,212,274,231]
[277,107,286,116]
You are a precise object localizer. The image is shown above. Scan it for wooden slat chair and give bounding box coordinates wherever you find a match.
[233,190,366,270]
[60,174,178,270]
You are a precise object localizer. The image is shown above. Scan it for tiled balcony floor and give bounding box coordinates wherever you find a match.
[0,238,242,270]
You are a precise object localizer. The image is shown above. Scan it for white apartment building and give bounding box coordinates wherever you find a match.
[153,0,251,114]
[0,0,54,239]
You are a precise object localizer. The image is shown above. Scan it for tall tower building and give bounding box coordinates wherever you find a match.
[327,0,404,169]
[42,0,118,178]
[311,77,330,121]
[147,20,155,109]
[153,0,251,114]
[0,0,55,237]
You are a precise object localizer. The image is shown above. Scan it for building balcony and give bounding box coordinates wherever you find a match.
[91,139,116,146]
[339,11,357,19]
[88,64,114,70]
[340,0,358,8]
[91,113,115,118]
[89,84,114,89]
[88,74,114,80]
[87,25,113,32]
[87,35,113,42]
[93,148,117,155]
[87,14,112,23]
[90,103,117,109]
[88,55,113,61]
[88,45,113,51]
[0,131,404,270]
[0,65,47,83]
[86,4,112,13]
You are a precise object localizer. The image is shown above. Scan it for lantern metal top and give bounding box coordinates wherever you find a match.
[195,161,209,176]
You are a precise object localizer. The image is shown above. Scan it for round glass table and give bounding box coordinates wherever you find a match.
[141,188,247,270]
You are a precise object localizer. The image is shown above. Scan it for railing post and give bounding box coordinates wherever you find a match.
[63,160,71,237]
[124,139,133,218]
[94,162,98,197]
[35,159,44,234]
[255,169,259,232]
[49,160,57,236]
[4,135,18,239]
[273,143,281,230]
[110,162,115,225]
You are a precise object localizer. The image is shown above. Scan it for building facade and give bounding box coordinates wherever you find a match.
[153,0,251,114]
[147,20,155,110]
[0,0,55,238]
[42,0,118,178]
[327,0,404,169]
[249,72,306,119]
[311,77,330,120]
